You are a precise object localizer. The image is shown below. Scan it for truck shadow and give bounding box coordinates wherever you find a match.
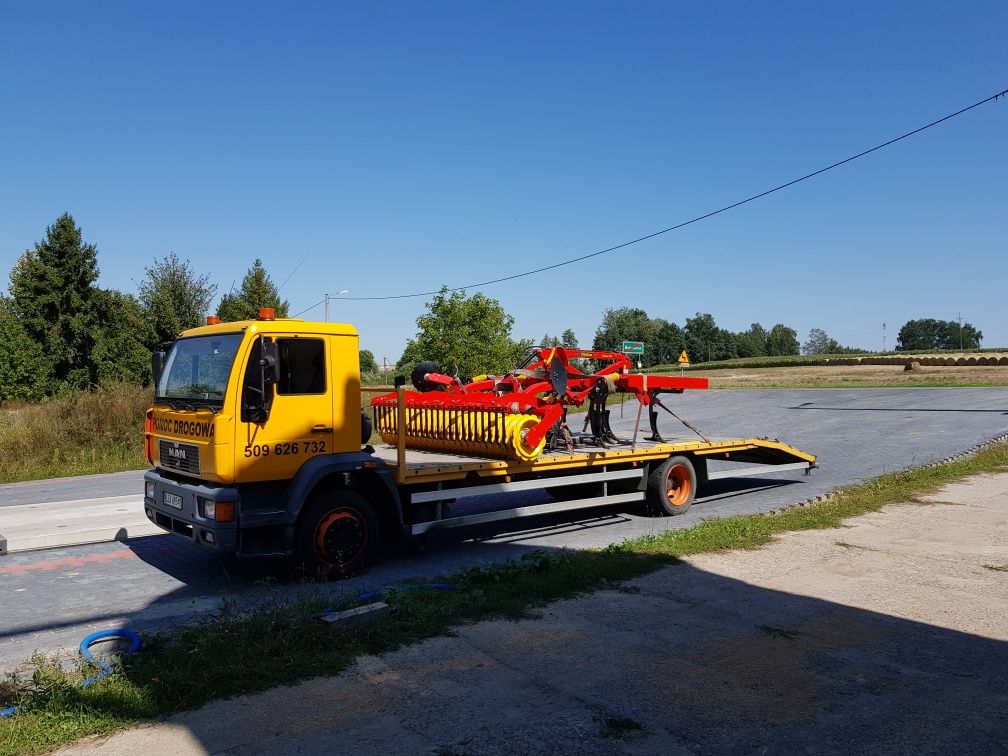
[99,475,810,648]
[110,551,1007,753]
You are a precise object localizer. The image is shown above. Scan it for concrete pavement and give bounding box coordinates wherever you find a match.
[0,470,149,555]
[55,469,1008,755]
[0,494,159,555]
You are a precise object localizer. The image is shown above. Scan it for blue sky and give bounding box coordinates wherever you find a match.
[1,1,1005,363]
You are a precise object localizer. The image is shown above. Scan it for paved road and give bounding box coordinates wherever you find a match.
[2,388,1007,672]
[0,470,143,508]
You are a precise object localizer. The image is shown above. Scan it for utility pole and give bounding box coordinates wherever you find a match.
[882,322,886,352]
[959,312,963,350]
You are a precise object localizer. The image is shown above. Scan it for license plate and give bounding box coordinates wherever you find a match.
[163,492,183,510]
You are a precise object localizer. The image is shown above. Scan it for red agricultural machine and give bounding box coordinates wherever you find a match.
[372,347,709,461]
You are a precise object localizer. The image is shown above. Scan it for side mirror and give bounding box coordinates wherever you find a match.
[152,350,166,389]
[260,339,278,418]
[242,337,279,423]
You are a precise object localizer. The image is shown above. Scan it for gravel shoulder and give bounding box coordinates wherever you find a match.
[58,470,1008,755]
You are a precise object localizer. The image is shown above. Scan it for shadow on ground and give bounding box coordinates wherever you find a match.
[76,556,1008,755]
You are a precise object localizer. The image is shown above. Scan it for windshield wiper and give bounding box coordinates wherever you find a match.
[155,397,221,412]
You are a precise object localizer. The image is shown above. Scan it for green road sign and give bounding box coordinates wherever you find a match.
[621,340,644,355]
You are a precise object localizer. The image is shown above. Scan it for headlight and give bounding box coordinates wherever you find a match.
[202,498,216,519]
[145,481,155,499]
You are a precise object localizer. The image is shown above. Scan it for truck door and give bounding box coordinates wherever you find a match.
[235,334,334,482]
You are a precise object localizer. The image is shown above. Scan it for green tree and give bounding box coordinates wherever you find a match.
[684,313,730,363]
[540,333,562,347]
[897,318,982,350]
[359,349,378,376]
[139,252,217,346]
[736,323,768,358]
[593,308,655,354]
[651,319,686,366]
[9,213,100,389]
[802,328,838,355]
[92,290,155,385]
[216,259,289,322]
[765,323,800,356]
[561,328,579,350]
[0,297,52,400]
[397,287,532,378]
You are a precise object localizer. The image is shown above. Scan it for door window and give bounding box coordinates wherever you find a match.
[276,338,326,395]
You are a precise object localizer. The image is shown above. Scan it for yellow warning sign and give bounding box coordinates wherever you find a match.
[677,350,691,365]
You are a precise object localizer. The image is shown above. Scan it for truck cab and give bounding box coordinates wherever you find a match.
[144,310,396,576]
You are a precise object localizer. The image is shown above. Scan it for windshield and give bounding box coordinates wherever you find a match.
[157,333,244,409]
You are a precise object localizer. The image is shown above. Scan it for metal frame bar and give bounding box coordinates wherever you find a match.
[411,491,645,535]
[407,459,814,535]
[706,461,812,480]
[409,467,642,504]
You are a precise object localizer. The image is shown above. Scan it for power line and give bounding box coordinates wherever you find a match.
[277,250,311,293]
[303,86,1008,308]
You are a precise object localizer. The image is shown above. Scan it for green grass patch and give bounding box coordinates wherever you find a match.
[3,441,1007,754]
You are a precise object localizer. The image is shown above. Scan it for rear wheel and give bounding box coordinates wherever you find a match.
[646,455,697,516]
[296,490,379,579]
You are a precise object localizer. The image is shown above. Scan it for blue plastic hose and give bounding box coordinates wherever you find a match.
[0,628,141,718]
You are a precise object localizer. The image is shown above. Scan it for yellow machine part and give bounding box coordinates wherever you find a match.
[373,405,547,461]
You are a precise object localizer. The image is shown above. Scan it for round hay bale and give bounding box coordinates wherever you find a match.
[904,361,922,372]
[966,357,978,366]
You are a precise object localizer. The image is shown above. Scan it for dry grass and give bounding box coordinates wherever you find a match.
[0,384,151,483]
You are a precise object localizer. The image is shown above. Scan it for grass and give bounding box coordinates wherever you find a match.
[0,384,151,484]
[3,440,1007,755]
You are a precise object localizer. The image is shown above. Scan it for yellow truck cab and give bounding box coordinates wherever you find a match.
[144,310,396,575]
[144,311,816,577]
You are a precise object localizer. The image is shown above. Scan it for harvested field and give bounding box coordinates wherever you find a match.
[687,363,1008,389]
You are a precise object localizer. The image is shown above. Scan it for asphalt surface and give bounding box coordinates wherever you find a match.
[2,387,1007,672]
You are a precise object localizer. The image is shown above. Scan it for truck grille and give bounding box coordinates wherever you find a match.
[159,440,200,475]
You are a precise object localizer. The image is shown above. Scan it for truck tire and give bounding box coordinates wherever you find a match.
[646,455,697,516]
[360,410,373,445]
[296,490,379,578]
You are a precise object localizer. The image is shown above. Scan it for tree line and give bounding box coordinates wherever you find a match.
[1,214,289,400]
[1,213,986,401]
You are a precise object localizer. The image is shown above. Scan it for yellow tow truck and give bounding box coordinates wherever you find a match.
[144,309,816,576]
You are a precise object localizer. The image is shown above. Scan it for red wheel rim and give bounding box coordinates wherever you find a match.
[314,508,368,566]
[664,464,692,507]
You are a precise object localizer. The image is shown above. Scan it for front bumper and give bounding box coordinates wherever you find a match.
[143,469,240,553]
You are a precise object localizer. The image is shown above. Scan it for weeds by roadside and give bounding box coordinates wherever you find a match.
[0,384,150,483]
[2,440,1007,755]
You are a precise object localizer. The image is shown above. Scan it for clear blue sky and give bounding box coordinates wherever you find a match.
[2,1,1005,363]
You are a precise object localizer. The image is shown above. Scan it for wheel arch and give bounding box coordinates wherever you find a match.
[288,454,404,544]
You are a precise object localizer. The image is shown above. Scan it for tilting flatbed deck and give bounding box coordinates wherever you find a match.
[373,435,816,535]
[374,436,815,483]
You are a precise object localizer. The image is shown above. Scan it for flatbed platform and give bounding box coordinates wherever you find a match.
[373,435,816,485]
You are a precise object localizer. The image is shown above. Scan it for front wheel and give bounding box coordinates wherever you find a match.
[296,490,379,579]
[646,455,697,516]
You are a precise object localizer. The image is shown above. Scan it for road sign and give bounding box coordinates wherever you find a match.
[621,341,644,355]
[677,350,691,365]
